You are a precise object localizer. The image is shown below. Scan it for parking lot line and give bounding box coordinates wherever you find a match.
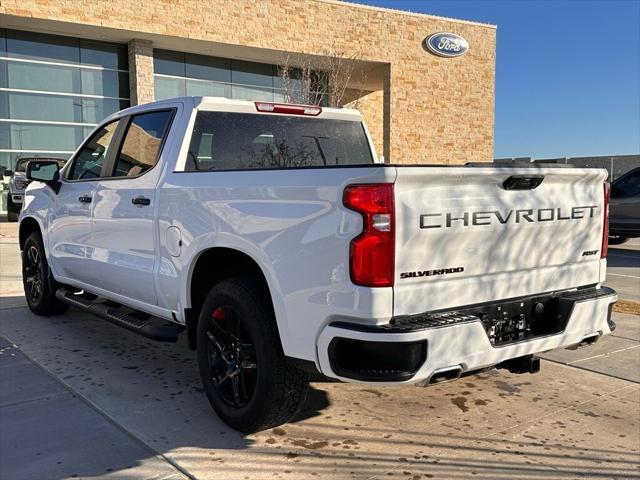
[607,272,640,279]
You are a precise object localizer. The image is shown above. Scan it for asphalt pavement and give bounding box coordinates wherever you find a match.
[0,336,185,480]
[0,222,638,480]
[605,238,640,302]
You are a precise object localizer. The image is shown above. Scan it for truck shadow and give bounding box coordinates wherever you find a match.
[606,246,640,268]
[0,299,638,480]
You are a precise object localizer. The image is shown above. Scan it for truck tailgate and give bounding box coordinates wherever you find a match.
[393,166,608,316]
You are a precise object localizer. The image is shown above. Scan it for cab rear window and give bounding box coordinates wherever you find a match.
[186,112,373,171]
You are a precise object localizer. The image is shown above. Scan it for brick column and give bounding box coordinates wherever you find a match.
[128,39,154,105]
[382,64,391,163]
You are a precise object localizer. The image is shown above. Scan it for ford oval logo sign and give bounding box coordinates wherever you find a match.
[424,32,469,58]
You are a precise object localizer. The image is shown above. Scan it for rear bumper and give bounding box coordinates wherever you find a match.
[316,287,617,384]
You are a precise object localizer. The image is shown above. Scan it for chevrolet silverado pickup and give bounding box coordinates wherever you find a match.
[19,96,617,433]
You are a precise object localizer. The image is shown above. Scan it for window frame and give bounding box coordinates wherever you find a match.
[63,107,175,182]
[105,107,176,180]
[64,117,123,182]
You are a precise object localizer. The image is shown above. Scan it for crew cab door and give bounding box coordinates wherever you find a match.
[48,120,121,284]
[89,109,174,305]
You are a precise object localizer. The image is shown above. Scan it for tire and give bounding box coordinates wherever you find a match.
[197,278,309,433]
[6,196,19,222]
[608,235,629,245]
[22,231,69,316]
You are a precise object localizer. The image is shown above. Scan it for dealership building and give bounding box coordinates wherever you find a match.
[0,0,496,182]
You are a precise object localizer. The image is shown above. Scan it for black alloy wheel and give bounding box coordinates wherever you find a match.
[205,305,258,408]
[21,231,68,316]
[23,243,43,304]
[196,278,309,433]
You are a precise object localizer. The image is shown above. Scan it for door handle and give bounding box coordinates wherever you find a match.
[78,195,92,204]
[132,196,151,206]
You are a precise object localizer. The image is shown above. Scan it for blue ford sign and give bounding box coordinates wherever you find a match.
[424,32,469,58]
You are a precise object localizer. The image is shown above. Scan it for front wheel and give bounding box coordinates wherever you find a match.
[197,278,309,433]
[6,196,19,222]
[22,232,68,316]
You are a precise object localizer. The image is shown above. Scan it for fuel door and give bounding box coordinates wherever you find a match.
[166,226,182,257]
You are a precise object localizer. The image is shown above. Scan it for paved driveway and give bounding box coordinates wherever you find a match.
[1,223,638,479]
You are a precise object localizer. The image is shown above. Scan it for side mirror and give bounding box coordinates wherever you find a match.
[3,170,12,177]
[26,160,61,193]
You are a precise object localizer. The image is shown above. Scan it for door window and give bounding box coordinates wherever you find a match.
[113,110,173,177]
[67,120,119,180]
[612,169,640,198]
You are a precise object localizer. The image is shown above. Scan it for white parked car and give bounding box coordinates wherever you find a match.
[19,97,617,432]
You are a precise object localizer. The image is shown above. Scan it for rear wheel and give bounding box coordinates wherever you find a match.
[608,234,629,245]
[197,278,308,433]
[22,232,68,316]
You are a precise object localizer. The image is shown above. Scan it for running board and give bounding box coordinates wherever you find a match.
[55,288,181,342]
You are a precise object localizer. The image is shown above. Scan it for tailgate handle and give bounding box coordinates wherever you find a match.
[503,175,544,190]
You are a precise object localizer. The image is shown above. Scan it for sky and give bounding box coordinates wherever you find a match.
[355,0,640,159]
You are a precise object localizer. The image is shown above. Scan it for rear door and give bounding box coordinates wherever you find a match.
[90,109,175,305]
[392,166,608,316]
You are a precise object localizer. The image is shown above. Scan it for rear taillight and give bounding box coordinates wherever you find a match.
[255,102,322,116]
[602,181,610,258]
[343,184,395,287]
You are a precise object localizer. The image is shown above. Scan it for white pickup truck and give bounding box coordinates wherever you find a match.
[19,96,617,432]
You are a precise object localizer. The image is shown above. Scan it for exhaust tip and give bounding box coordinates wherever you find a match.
[497,355,540,374]
[578,332,601,347]
[427,365,463,385]
[581,333,599,345]
[567,331,602,350]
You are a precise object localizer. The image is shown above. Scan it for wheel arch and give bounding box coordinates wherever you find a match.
[19,216,43,251]
[185,247,281,351]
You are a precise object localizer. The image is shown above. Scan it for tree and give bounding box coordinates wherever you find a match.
[277,47,368,109]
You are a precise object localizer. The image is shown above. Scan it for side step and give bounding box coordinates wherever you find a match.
[55,288,181,342]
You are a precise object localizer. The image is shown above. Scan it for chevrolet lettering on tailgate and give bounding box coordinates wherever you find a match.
[420,206,598,229]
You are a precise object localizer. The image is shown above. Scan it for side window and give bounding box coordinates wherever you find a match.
[67,120,119,180]
[113,110,173,177]
[612,170,640,198]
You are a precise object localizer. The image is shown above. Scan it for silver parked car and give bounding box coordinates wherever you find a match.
[6,157,67,222]
[609,167,640,244]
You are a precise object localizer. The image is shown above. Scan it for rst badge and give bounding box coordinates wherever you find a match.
[424,32,469,57]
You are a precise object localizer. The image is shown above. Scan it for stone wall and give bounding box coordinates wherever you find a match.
[128,39,154,105]
[1,0,496,164]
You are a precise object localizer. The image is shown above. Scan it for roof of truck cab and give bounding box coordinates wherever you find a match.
[112,96,364,122]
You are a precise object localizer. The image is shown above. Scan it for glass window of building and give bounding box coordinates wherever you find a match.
[153,49,327,106]
[0,28,129,178]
